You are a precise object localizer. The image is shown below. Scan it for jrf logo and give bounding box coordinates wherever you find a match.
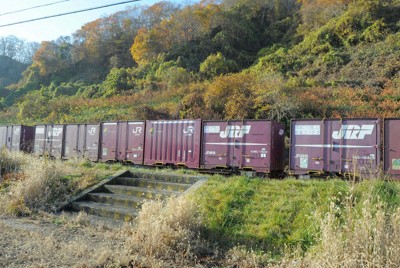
[332,125,374,140]
[220,126,251,138]
[48,128,63,137]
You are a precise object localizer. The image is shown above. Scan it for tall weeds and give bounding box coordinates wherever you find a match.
[0,151,80,215]
[0,149,27,179]
[124,195,208,266]
[271,182,400,268]
[301,188,400,267]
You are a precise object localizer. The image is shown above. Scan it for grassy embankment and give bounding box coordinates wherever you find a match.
[1,150,400,266]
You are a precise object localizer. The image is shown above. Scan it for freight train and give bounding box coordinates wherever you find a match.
[1,118,400,178]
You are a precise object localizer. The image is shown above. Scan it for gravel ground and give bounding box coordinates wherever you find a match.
[0,213,130,268]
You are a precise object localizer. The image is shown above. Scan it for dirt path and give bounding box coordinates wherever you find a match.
[0,213,129,268]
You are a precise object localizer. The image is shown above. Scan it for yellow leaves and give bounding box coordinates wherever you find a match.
[130,29,154,65]
[204,73,256,119]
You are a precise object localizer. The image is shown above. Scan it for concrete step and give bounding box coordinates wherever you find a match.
[71,201,139,222]
[87,193,146,209]
[112,177,192,192]
[104,184,180,199]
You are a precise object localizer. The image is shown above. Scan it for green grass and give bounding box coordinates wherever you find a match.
[194,176,400,258]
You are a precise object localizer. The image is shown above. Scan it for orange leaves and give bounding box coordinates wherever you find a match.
[130,3,219,66]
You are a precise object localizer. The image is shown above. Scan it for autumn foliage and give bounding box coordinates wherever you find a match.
[0,0,398,128]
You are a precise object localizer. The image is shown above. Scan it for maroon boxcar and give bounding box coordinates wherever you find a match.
[116,121,145,164]
[63,124,100,161]
[34,124,65,158]
[384,119,400,177]
[99,121,145,163]
[144,119,201,168]
[201,120,285,174]
[290,119,380,176]
[0,125,34,153]
[99,122,118,162]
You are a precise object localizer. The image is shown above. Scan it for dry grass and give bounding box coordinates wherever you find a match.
[124,195,208,267]
[300,195,400,267]
[270,184,400,268]
[0,214,125,268]
[224,246,270,268]
[0,150,115,216]
[0,152,68,215]
[0,149,27,180]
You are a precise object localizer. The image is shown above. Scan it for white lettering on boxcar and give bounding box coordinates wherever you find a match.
[295,125,320,135]
[88,127,97,135]
[220,126,251,138]
[48,128,63,137]
[183,126,195,136]
[132,127,142,135]
[204,126,220,134]
[332,125,374,140]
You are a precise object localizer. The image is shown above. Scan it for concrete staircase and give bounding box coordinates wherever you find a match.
[67,170,198,222]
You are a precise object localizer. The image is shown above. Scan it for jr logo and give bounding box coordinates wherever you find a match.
[183,126,195,136]
[132,127,142,135]
[220,126,251,138]
[332,125,374,140]
[88,127,97,135]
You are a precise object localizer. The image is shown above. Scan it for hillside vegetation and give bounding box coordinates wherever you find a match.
[0,0,398,126]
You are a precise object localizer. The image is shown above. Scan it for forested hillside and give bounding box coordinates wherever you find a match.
[0,0,399,125]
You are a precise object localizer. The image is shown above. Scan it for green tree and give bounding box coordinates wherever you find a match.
[200,52,237,79]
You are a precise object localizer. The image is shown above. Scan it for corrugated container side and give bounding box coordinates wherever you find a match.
[116,121,145,164]
[18,126,35,153]
[290,118,380,176]
[271,121,286,172]
[34,124,65,158]
[84,124,100,161]
[99,122,118,162]
[201,120,285,174]
[384,119,400,177]
[0,125,34,152]
[10,126,22,152]
[63,124,100,161]
[0,126,7,149]
[34,125,46,156]
[289,119,324,175]
[144,119,201,169]
[63,124,80,159]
